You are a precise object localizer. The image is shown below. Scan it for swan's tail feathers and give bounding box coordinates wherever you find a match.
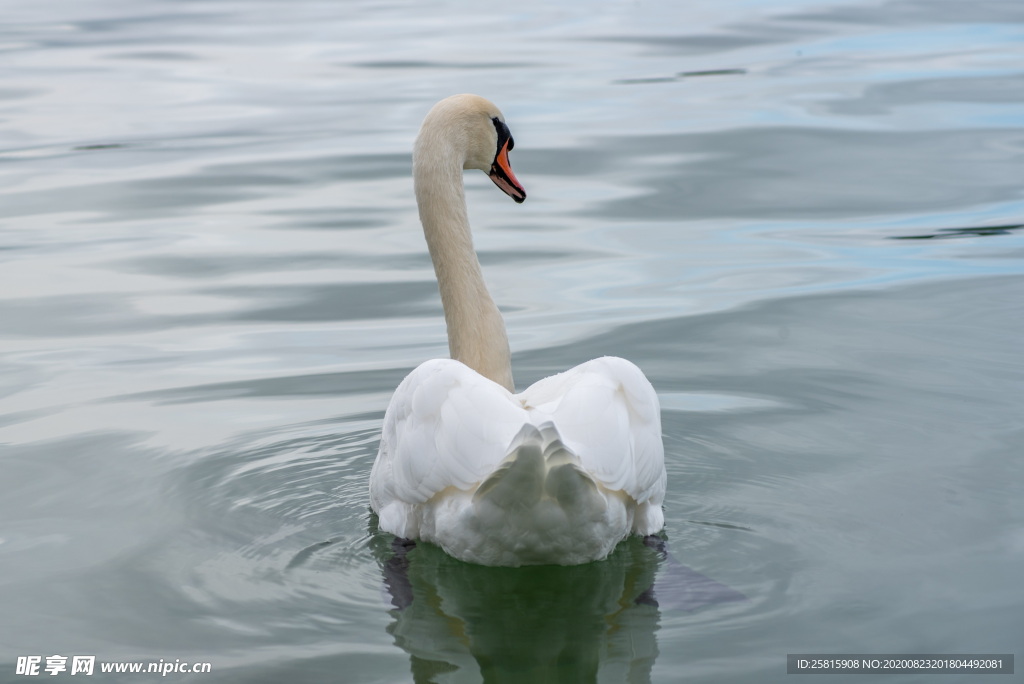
[472,423,607,520]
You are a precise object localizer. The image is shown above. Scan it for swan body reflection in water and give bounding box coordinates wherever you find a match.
[369,516,746,683]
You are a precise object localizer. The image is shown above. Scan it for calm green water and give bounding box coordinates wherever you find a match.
[2,0,1023,682]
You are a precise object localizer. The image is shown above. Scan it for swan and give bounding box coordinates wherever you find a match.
[369,94,666,567]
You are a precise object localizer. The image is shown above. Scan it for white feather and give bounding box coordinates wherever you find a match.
[370,357,666,566]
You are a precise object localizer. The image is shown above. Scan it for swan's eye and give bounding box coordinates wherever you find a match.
[491,117,513,155]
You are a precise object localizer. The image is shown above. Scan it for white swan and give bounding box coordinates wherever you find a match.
[369,94,666,567]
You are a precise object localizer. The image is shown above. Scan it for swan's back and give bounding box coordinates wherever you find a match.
[370,357,665,566]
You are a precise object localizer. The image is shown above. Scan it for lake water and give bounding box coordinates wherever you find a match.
[1,0,1023,681]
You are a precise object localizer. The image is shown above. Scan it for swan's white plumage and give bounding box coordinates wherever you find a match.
[370,357,666,566]
[368,94,666,566]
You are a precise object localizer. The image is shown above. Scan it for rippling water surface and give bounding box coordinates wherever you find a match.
[2,0,1023,681]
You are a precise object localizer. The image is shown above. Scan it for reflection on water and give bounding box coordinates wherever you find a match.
[371,525,747,683]
[371,527,662,684]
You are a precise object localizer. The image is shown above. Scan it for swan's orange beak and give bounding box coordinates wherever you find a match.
[489,140,526,203]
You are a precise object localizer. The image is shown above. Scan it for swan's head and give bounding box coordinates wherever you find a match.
[416,94,527,203]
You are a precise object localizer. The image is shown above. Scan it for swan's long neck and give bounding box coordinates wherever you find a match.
[414,133,514,393]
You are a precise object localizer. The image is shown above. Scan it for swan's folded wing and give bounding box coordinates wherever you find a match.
[522,357,666,506]
[372,359,530,510]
